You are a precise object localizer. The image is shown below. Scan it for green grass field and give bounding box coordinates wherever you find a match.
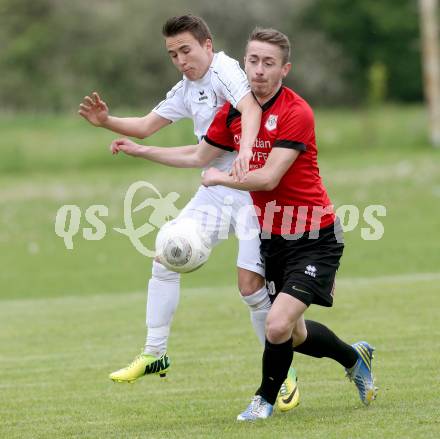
[1,105,439,438]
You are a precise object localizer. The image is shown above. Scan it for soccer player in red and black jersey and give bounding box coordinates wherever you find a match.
[202,28,377,421]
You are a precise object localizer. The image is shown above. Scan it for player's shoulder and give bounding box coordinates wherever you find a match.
[211,51,241,72]
[165,79,186,99]
[281,87,314,121]
[210,51,245,80]
[281,87,312,111]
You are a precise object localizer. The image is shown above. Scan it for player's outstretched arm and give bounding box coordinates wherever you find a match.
[78,91,171,139]
[233,93,262,182]
[110,138,222,168]
[202,147,300,191]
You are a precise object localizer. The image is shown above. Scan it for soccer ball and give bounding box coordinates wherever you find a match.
[155,218,212,273]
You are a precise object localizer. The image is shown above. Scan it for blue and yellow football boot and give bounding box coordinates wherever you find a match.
[346,341,377,405]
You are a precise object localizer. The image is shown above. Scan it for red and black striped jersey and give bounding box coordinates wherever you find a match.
[205,86,335,235]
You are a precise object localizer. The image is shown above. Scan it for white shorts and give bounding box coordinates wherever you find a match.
[176,185,265,277]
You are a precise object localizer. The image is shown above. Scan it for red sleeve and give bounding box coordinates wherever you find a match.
[273,101,314,152]
[204,103,235,151]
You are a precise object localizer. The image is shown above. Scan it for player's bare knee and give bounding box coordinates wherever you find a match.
[265,318,292,344]
[238,269,265,296]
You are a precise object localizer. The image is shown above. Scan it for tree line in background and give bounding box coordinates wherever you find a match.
[0,0,423,111]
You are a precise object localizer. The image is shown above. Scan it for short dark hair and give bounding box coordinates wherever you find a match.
[247,27,291,64]
[162,15,213,46]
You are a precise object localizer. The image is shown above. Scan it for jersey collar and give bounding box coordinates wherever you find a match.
[260,86,284,112]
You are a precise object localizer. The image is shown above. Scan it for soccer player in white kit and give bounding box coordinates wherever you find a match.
[79,15,299,410]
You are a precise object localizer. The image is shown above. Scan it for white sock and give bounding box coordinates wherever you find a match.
[241,285,271,347]
[144,261,180,357]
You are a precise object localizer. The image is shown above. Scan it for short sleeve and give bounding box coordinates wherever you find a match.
[273,103,314,152]
[211,52,251,108]
[152,80,191,122]
[204,103,235,151]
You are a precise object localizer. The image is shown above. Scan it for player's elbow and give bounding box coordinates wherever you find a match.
[136,127,152,140]
[137,117,157,139]
[188,150,208,168]
[189,156,204,168]
[261,175,280,191]
[195,155,212,168]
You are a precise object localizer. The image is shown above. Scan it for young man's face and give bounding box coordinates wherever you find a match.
[244,40,291,100]
[165,31,213,81]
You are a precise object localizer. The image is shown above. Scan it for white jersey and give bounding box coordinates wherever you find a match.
[153,51,250,172]
[152,51,263,276]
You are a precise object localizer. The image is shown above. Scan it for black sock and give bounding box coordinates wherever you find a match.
[256,338,293,405]
[294,320,357,369]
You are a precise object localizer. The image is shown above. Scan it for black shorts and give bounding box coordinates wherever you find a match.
[261,219,344,307]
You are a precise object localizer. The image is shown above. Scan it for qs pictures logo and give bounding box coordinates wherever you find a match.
[54,181,180,257]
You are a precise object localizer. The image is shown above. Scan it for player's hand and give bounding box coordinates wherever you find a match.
[232,148,252,182]
[201,167,224,186]
[110,138,142,157]
[78,92,109,127]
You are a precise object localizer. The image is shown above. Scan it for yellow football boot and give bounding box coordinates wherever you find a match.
[109,353,170,383]
[276,367,300,411]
